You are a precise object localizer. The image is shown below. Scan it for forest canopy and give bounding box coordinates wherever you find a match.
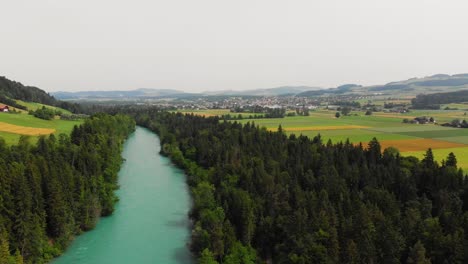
[0,114,135,263]
[125,108,468,264]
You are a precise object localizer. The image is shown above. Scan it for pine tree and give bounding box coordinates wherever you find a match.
[0,230,10,264]
[407,241,431,264]
[422,149,435,167]
[198,248,218,264]
[446,152,457,167]
[14,249,23,264]
[345,240,359,264]
[223,242,256,264]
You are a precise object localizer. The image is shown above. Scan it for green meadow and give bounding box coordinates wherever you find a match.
[15,99,73,114]
[0,112,83,145]
[404,147,468,170]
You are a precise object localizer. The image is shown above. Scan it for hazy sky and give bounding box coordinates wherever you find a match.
[1,0,468,92]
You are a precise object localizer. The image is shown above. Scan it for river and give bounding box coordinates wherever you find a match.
[53,127,194,264]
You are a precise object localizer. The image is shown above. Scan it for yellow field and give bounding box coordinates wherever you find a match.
[373,113,416,119]
[176,109,231,117]
[270,125,370,131]
[183,112,219,117]
[379,138,466,152]
[404,147,468,169]
[0,121,55,135]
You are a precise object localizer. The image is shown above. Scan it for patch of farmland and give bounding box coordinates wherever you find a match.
[340,115,409,127]
[239,116,343,129]
[272,125,370,131]
[290,129,415,144]
[240,114,410,131]
[379,138,466,152]
[15,100,72,114]
[0,122,54,135]
[403,147,468,170]
[369,125,455,133]
[434,136,468,144]
[404,110,453,115]
[441,103,468,110]
[0,131,24,145]
[395,129,468,139]
[177,111,222,117]
[372,113,417,119]
[0,112,83,145]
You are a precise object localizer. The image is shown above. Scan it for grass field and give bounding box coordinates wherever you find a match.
[179,108,468,170]
[405,147,468,169]
[0,112,83,145]
[15,100,72,114]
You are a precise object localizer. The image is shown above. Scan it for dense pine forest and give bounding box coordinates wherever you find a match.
[0,114,135,263]
[124,108,468,264]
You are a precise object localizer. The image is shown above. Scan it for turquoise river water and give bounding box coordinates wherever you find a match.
[53,127,194,264]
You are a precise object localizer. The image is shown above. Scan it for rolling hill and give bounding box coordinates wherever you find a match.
[53,86,321,99]
[52,88,185,99]
[51,73,468,101]
[0,76,84,145]
[297,73,468,97]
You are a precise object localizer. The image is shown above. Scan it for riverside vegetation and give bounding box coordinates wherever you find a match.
[0,114,135,263]
[127,108,468,264]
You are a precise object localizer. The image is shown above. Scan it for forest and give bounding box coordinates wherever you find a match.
[412,90,468,109]
[121,107,468,264]
[0,114,135,263]
[0,76,83,114]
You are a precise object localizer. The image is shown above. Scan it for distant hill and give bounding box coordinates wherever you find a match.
[55,86,322,99]
[52,88,185,99]
[203,86,322,96]
[298,73,468,97]
[50,72,468,100]
[296,84,362,97]
[366,73,468,94]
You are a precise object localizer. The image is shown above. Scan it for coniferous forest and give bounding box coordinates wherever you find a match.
[127,109,468,264]
[2,103,468,263]
[0,114,135,263]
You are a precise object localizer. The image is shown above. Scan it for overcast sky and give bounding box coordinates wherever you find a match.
[1,0,468,92]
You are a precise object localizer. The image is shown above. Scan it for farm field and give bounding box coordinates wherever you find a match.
[222,109,468,170]
[0,122,55,135]
[177,109,231,117]
[176,109,266,118]
[0,112,83,145]
[404,147,468,170]
[15,99,72,114]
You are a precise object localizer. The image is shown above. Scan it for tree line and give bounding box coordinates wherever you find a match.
[412,90,468,109]
[122,107,468,264]
[0,114,135,263]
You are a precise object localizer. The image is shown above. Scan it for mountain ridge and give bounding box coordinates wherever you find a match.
[48,72,468,100]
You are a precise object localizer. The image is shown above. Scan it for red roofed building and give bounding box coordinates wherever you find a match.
[0,104,9,112]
